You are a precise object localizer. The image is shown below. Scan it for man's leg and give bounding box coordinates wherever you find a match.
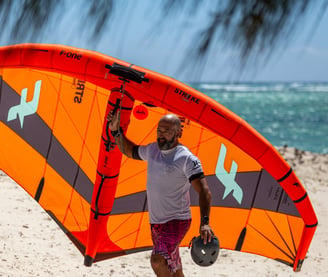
[151,254,172,277]
[173,269,184,277]
[150,219,190,277]
[150,254,185,277]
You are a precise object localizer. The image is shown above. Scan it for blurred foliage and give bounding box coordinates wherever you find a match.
[0,0,327,71]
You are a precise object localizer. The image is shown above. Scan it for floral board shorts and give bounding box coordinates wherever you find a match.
[151,219,191,273]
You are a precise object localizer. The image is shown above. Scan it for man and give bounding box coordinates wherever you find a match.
[108,111,213,277]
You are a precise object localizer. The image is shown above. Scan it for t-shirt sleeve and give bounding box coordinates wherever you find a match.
[137,144,150,161]
[185,155,204,182]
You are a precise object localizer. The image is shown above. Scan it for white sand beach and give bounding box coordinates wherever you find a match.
[0,147,327,276]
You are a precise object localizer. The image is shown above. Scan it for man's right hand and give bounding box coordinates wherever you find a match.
[107,110,120,131]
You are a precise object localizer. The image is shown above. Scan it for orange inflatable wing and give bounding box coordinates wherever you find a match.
[0,44,317,272]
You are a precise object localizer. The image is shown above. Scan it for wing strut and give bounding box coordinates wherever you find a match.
[84,85,134,266]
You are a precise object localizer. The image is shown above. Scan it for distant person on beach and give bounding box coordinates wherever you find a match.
[108,111,214,277]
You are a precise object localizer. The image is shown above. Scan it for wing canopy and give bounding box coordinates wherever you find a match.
[0,44,317,272]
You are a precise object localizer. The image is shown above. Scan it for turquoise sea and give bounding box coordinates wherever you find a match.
[191,82,328,154]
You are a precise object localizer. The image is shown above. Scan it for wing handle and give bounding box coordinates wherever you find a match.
[105,63,149,84]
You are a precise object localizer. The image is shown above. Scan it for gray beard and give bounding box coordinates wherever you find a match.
[157,136,175,150]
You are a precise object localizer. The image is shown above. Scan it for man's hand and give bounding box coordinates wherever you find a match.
[107,110,120,131]
[200,224,214,245]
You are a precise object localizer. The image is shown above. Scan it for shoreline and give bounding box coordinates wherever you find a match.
[0,147,327,276]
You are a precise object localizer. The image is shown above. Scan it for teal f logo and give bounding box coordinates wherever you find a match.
[215,143,244,204]
[7,80,42,128]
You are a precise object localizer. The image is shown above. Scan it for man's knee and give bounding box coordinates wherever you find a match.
[151,254,168,272]
[151,254,166,267]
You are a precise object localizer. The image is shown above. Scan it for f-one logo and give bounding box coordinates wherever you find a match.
[60,50,82,60]
[216,143,243,204]
[7,80,42,128]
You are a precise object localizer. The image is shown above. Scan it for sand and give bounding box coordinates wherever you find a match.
[0,147,327,276]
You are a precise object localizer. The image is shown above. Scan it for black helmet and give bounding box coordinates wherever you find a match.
[189,235,220,266]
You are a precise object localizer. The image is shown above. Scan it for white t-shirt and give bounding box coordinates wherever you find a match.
[138,143,204,224]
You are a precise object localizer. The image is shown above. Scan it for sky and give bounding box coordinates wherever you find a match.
[1,1,328,83]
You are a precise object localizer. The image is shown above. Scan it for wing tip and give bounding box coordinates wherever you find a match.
[84,255,94,267]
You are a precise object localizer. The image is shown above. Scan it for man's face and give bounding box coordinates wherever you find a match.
[156,120,179,150]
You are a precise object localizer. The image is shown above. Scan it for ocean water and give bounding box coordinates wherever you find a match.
[191,82,328,154]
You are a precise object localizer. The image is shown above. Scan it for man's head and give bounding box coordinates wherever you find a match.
[156,114,181,150]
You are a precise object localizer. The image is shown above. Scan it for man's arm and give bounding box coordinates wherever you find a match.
[113,132,136,158]
[107,110,137,158]
[191,176,214,244]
